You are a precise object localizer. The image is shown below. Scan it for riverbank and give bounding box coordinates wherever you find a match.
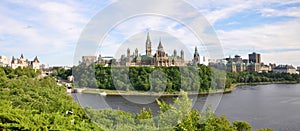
[228,81,299,91]
[76,81,298,96]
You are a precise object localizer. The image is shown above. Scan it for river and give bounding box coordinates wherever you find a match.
[73,84,300,130]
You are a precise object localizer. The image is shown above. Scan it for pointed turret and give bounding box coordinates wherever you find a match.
[33,56,39,63]
[173,49,177,56]
[158,38,163,50]
[127,48,130,58]
[193,46,199,64]
[194,46,199,56]
[146,32,151,42]
[20,54,24,59]
[11,56,15,63]
[135,48,138,57]
[181,50,184,61]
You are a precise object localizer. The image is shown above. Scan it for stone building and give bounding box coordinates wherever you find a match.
[81,56,97,65]
[30,56,40,70]
[247,63,261,72]
[193,46,200,64]
[226,62,237,72]
[11,54,40,70]
[120,33,185,67]
[0,55,10,67]
[273,65,297,74]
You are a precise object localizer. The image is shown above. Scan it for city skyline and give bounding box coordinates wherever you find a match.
[0,0,299,66]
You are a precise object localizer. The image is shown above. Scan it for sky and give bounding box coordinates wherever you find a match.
[0,0,299,66]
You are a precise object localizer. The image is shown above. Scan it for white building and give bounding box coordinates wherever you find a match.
[30,56,40,70]
[11,54,40,70]
[273,65,297,74]
[199,56,209,66]
[0,55,10,67]
[11,54,28,69]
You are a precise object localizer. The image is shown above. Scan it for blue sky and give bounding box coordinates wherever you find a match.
[0,0,299,66]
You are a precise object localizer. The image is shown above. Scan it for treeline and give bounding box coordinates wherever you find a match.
[72,64,229,93]
[0,67,41,79]
[51,67,72,80]
[0,67,100,130]
[227,71,300,84]
[86,91,273,131]
[58,64,300,92]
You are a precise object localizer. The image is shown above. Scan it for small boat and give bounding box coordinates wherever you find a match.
[99,92,107,96]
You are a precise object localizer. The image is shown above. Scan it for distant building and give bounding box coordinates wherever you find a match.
[259,65,271,72]
[226,62,246,72]
[30,56,40,70]
[233,55,243,63]
[226,62,237,72]
[200,56,209,66]
[0,55,10,67]
[247,63,261,72]
[242,59,249,64]
[297,66,300,72]
[98,55,114,66]
[11,54,40,70]
[81,56,97,65]
[193,46,200,64]
[120,33,185,66]
[249,52,261,63]
[236,62,247,72]
[269,63,276,70]
[273,65,297,74]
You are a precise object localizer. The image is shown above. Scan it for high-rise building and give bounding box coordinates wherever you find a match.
[248,52,261,63]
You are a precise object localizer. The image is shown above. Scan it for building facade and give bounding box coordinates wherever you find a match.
[273,65,297,74]
[119,33,185,67]
[0,55,10,67]
[249,52,261,63]
[81,56,97,65]
[11,54,40,70]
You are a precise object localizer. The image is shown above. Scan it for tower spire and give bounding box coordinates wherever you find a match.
[158,38,163,49]
[146,32,152,56]
[147,32,150,41]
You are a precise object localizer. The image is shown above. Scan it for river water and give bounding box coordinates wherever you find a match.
[73,84,300,130]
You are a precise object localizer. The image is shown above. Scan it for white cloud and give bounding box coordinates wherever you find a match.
[217,18,300,65]
[260,7,300,18]
[0,1,90,65]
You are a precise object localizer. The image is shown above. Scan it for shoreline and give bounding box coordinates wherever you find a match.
[75,81,298,96]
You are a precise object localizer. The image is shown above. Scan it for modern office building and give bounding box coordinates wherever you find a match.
[249,52,261,63]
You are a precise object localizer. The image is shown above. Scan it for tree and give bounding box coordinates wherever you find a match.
[233,121,252,131]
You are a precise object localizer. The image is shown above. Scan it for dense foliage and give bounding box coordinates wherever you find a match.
[227,71,300,84]
[51,67,72,80]
[85,91,273,131]
[73,64,228,93]
[0,67,100,130]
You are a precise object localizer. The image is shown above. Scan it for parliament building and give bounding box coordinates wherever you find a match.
[119,33,185,66]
